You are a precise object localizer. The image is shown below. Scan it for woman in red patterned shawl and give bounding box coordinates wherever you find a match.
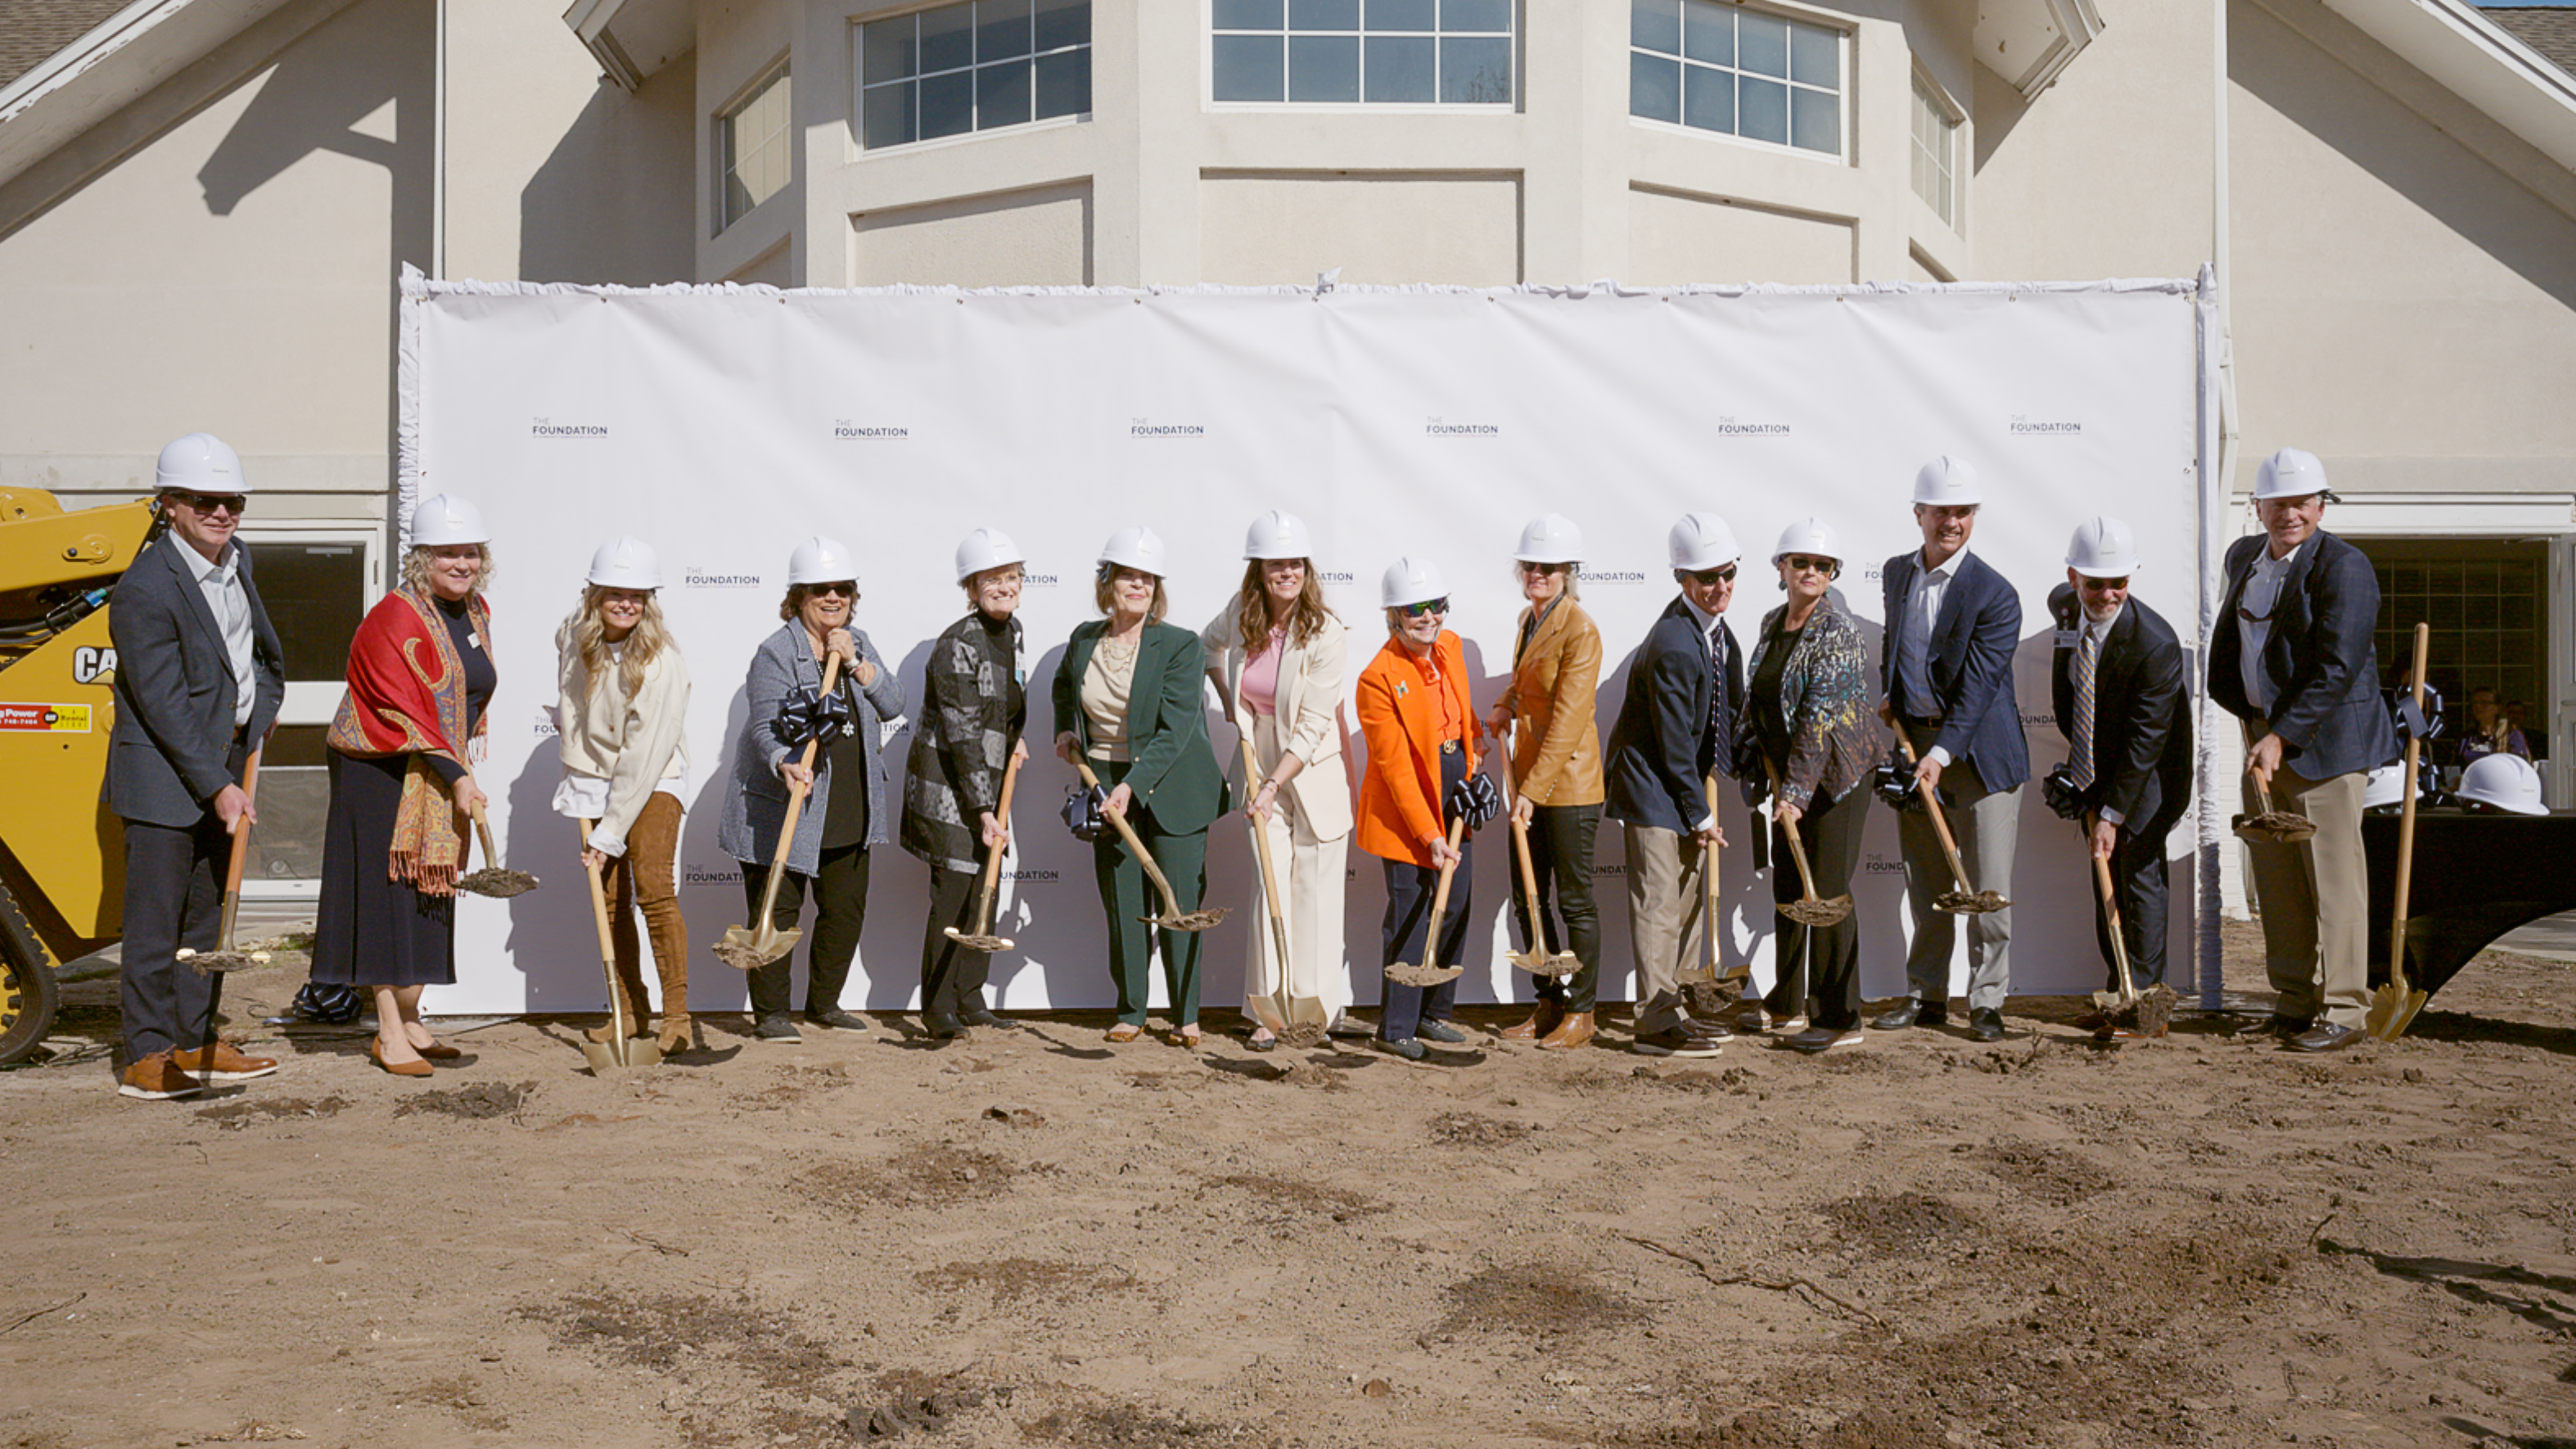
[312,494,499,1077]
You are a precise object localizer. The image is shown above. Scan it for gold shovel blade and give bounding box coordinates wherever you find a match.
[713,924,802,972]
[580,1036,665,1072]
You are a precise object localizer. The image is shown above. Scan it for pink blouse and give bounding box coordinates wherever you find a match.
[1242,625,1287,717]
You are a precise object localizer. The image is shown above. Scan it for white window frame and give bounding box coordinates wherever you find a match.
[716,60,794,235]
[1910,66,1960,228]
[233,521,386,899]
[1206,0,1519,111]
[1626,0,1847,164]
[853,0,1095,155]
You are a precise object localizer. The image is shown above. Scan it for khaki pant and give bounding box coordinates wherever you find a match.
[1622,823,1709,1036]
[603,790,689,1029]
[1241,711,1350,1030]
[2241,755,2369,1027]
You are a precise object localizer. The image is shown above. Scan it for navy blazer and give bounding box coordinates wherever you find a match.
[2048,585,2191,837]
[103,535,286,828]
[1879,548,2029,791]
[1604,595,1742,833]
[2208,529,2395,781]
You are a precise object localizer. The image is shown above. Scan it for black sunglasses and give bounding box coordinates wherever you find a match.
[2079,576,2130,593]
[169,490,248,516]
[1782,555,1836,576]
[1680,565,1738,586]
[806,581,859,598]
[1398,598,1449,618]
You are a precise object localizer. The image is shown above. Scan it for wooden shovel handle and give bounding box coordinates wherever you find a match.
[579,818,629,1050]
[1889,720,1974,892]
[1419,815,1468,972]
[2089,823,2137,1005]
[469,797,501,870]
[967,751,1024,936]
[756,652,846,931]
[1071,755,1186,918]
[1238,739,1293,945]
[1766,761,1824,903]
[1702,774,1724,977]
[1502,736,1547,936]
[215,744,263,950]
[2390,623,2430,994]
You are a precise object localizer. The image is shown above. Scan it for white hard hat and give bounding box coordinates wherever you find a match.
[584,536,661,590]
[1099,525,1167,576]
[2253,447,2330,501]
[1380,556,1449,609]
[155,432,248,494]
[2362,763,2408,811]
[954,527,1025,583]
[410,493,489,547]
[1911,455,1982,508]
[2458,753,2547,816]
[1513,512,1583,565]
[1667,512,1741,571]
[1771,517,1842,566]
[2064,516,2141,577]
[787,536,857,587]
[1243,510,1312,561]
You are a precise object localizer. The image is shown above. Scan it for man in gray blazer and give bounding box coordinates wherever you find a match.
[2209,448,2396,1052]
[103,432,286,1098]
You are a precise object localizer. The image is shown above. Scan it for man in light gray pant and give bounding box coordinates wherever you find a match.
[1872,457,2028,1043]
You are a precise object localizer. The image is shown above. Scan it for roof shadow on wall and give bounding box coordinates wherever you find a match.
[2229,1,2576,315]
[521,57,697,286]
[193,0,430,218]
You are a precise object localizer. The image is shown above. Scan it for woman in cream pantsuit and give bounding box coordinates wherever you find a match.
[1200,511,1355,1050]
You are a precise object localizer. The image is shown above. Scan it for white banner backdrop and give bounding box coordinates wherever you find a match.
[399,273,2211,1019]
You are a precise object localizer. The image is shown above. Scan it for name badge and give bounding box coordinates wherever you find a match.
[2053,630,2077,649]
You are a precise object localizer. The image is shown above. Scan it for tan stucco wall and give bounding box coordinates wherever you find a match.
[851,179,1093,286]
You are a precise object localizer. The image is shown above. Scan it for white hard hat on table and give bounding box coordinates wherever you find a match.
[1771,517,1842,565]
[1243,511,1312,561]
[411,494,489,547]
[2253,447,2331,501]
[954,527,1025,582]
[2362,764,2407,811]
[2458,754,2547,816]
[1667,512,1741,571]
[1513,513,1583,565]
[156,432,248,494]
[2064,516,2141,577]
[585,536,661,589]
[787,536,857,586]
[1380,556,1448,608]
[1099,526,1167,576]
[1911,455,1981,508]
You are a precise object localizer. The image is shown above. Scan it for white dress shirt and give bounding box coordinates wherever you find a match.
[1900,544,1969,766]
[178,539,256,728]
[2236,535,2314,714]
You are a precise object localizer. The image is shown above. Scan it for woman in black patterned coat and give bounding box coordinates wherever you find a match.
[1742,517,1880,1054]
[901,529,1031,1040]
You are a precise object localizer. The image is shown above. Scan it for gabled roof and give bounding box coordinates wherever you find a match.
[0,0,135,91]
[2322,0,2576,172]
[2481,7,2576,75]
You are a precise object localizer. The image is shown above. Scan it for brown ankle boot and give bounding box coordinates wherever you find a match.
[1500,1000,1565,1041]
[654,1013,693,1054]
[1537,1012,1595,1050]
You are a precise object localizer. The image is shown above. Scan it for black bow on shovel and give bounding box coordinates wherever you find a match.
[776,683,855,750]
[1446,773,1502,829]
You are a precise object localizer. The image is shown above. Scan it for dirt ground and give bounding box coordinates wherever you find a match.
[6,923,2576,1449]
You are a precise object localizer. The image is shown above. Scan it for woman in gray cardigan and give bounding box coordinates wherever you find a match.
[717,538,905,1043]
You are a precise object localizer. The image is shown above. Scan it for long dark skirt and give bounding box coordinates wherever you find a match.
[311,752,457,988]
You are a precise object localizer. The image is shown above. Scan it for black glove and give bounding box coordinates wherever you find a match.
[1874,756,1923,813]
[2389,685,2444,743]
[2041,764,2087,821]
[1061,783,1108,841]
[1447,774,1502,830]
[776,683,855,749]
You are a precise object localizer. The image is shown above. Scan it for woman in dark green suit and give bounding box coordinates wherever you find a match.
[1053,526,1229,1047]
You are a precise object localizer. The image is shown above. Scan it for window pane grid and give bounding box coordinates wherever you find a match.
[720,66,792,231]
[2369,552,2548,764]
[860,0,1092,151]
[1910,71,1956,225]
[1213,0,1514,105]
[1627,0,1838,156]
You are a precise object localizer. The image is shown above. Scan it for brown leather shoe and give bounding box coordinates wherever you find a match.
[368,1039,434,1078]
[1536,1011,1595,1051]
[1500,1001,1565,1041]
[167,1040,277,1081]
[119,1051,207,1100]
[655,1013,694,1054]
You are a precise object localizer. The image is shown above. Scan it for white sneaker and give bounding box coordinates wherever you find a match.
[1767,1014,1808,1035]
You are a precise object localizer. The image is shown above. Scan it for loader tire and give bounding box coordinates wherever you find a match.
[0,880,59,1066]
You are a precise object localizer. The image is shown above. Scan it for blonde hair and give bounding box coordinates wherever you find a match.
[1234,559,1335,657]
[1094,566,1169,625]
[402,544,494,601]
[563,585,670,699]
[1512,559,1581,601]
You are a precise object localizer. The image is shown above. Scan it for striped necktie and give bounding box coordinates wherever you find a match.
[2069,627,2100,791]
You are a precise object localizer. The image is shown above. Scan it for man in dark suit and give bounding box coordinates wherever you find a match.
[2047,517,2190,1000]
[1602,512,1744,1058]
[1873,456,2029,1042]
[103,432,287,1099]
[2208,447,2396,1052]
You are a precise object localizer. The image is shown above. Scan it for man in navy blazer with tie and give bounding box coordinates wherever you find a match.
[102,433,286,1099]
[2048,517,2190,1003]
[2208,448,2395,1052]
[1874,456,2028,1042]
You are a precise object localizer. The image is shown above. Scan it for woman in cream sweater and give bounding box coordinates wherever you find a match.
[553,537,693,1052]
[1200,511,1355,1050]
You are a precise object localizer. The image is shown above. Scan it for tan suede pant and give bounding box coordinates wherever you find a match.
[2241,757,2368,1028]
[603,792,688,1031]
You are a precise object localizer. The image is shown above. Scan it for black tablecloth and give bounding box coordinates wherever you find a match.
[2362,810,2576,998]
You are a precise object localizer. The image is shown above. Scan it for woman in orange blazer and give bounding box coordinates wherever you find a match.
[1486,513,1607,1050]
[1355,556,1483,1059]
